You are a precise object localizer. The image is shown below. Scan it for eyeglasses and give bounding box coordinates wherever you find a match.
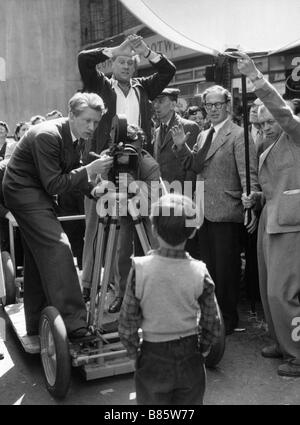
[204,102,227,110]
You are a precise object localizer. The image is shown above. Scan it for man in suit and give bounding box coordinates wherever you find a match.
[3,92,113,339]
[171,85,259,334]
[249,98,263,146]
[152,88,200,186]
[239,53,300,377]
[78,34,176,310]
[256,104,282,157]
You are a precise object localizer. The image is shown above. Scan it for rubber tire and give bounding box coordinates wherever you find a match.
[1,251,16,305]
[39,306,71,399]
[205,310,226,368]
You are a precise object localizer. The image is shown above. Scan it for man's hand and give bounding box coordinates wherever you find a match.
[5,211,17,225]
[111,38,135,58]
[86,154,113,178]
[236,51,260,81]
[127,34,149,57]
[241,191,259,209]
[244,209,258,234]
[170,124,190,151]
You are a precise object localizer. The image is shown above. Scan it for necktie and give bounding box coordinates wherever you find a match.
[193,127,215,173]
[160,123,167,142]
[74,139,84,164]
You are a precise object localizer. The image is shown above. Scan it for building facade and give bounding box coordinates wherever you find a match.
[0,0,82,133]
[79,0,300,115]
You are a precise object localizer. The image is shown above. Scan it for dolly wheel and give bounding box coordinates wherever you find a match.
[205,310,226,368]
[39,306,71,399]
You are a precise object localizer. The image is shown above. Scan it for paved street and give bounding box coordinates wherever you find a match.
[1,300,300,405]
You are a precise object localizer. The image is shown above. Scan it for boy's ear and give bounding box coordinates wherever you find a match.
[187,228,197,239]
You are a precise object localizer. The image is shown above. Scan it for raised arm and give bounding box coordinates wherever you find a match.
[237,52,300,144]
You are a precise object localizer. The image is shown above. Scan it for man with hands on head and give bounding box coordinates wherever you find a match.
[171,85,259,335]
[3,92,113,340]
[78,34,176,311]
[238,52,300,377]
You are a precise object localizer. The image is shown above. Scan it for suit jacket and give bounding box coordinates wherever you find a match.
[176,118,259,223]
[3,118,93,211]
[255,79,300,234]
[78,48,176,158]
[152,112,199,184]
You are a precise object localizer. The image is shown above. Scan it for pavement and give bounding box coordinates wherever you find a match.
[1,297,300,405]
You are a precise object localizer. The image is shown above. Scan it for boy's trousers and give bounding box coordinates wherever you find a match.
[135,335,206,405]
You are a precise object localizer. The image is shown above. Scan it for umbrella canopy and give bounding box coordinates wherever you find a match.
[120,0,300,55]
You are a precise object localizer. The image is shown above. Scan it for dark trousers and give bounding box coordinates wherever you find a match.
[135,335,206,405]
[11,207,87,335]
[115,216,157,297]
[241,226,260,310]
[197,219,242,332]
[57,190,85,270]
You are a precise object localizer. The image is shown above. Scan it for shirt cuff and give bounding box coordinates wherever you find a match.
[149,52,162,63]
[102,48,113,59]
[251,73,265,90]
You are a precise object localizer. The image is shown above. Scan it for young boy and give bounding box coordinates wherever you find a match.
[118,193,221,405]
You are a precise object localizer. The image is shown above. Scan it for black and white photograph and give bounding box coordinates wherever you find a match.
[0,0,300,409]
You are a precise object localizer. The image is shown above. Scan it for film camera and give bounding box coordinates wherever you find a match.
[107,114,144,185]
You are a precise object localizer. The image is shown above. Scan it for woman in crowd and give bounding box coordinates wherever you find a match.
[14,121,31,141]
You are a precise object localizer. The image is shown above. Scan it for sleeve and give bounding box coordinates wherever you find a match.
[136,153,161,212]
[198,269,221,352]
[0,165,9,218]
[233,128,260,193]
[174,141,200,173]
[136,55,176,101]
[254,78,300,144]
[118,265,142,360]
[184,122,200,187]
[31,133,93,197]
[77,47,110,93]
[185,122,200,150]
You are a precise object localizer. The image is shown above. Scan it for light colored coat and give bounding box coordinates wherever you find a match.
[177,118,260,223]
[256,79,300,234]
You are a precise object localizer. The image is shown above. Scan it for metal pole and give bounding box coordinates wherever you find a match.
[241,74,251,225]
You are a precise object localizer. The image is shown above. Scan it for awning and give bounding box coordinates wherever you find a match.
[120,0,300,55]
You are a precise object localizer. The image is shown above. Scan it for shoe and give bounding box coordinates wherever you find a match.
[108,297,123,314]
[26,329,39,336]
[261,344,283,359]
[68,327,92,342]
[101,319,119,334]
[278,360,300,377]
[0,352,4,360]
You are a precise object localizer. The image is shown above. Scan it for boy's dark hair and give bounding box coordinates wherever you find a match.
[151,194,199,246]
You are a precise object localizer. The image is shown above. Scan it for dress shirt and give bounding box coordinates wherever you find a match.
[112,78,140,127]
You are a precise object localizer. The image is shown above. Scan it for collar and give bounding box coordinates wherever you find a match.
[155,247,189,259]
[111,77,133,90]
[69,128,77,143]
[212,116,230,134]
[160,112,175,128]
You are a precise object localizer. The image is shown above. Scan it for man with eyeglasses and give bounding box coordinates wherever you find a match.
[171,85,259,335]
